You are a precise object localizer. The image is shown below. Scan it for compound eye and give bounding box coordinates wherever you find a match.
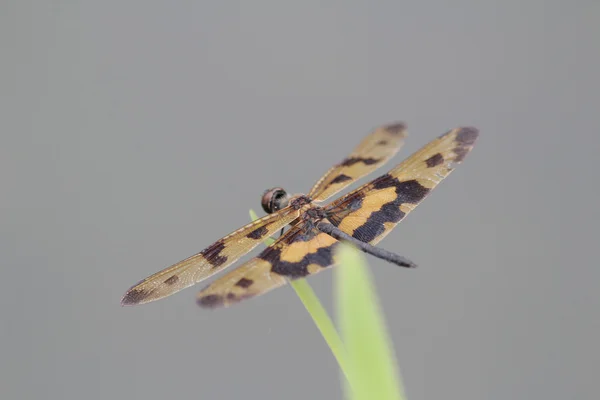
[261,188,290,214]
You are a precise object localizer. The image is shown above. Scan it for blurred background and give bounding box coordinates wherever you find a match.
[2,1,598,399]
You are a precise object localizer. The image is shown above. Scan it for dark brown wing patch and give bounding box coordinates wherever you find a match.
[201,241,228,268]
[246,225,269,239]
[329,174,353,184]
[235,278,254,288]
[326,127,479,245]
[308,122,408,202]
[164,275,179,285]
[425,153,444,168]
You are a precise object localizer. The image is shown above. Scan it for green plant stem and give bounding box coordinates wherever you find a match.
[248,210,354,389]
[289,278,354,388]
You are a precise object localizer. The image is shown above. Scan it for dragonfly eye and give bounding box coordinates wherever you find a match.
[261,187,290,214]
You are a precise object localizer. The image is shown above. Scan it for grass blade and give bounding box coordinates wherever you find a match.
[335,242,407,400]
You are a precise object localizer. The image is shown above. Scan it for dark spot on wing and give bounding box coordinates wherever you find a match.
[395,179,430,204]
[227,293,236,299]
[384,122,406,135]
[201,240,228,268]
[376,140,389,146]
[340,157,380,167]
[425,153,444,168]
[265,246,336,278]
[329,174,352,185]
[351,176,429,242]
[352,202,406,242]
[372,175,429,203]
[197,294,224,308]
[235,278,254,288]
[247,225,268,240]
[164,275,179,285]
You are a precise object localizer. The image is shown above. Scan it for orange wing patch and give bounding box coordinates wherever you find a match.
[121,201,310,306]
[197,221,339,308]
[325,127,479,245]
[308,122,407,202]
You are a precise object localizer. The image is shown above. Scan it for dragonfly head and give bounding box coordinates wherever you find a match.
[261,187,290,214]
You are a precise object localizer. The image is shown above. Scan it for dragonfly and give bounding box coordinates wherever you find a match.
[121,122,478,309]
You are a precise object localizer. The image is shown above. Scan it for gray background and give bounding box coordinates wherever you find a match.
[1,1,598,399]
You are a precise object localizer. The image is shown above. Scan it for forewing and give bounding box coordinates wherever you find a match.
[197,221,339,308]
[308,122,408,202]
[325,127,479,245]
[121,207,302,306]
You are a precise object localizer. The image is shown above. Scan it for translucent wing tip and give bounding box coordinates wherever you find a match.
[455,126,479,144]
[383,122,407,136]
[196,294,226,309]
[120,284,147,306]
[120,278,159,306]
[451,126,479,163]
